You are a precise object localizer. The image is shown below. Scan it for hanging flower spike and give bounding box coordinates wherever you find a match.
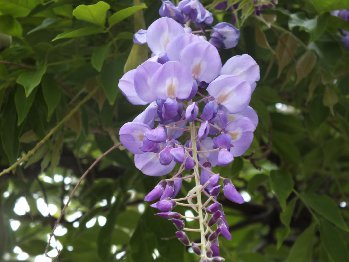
[118,1,260,259]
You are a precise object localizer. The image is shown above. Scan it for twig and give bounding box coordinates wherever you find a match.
[0,88,98,177]
[0,60,34,69]
[44,143,121,258]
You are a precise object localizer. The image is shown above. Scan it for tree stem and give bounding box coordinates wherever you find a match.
[190,122,207,259]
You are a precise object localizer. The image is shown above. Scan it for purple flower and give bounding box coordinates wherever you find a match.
[210,22,240,49]
[145,126,167,142]
[156,212,181,219]
[206,202,221,213]
[192,243,201,255]
[159,0,186,24]
[198,121,210,140]
[221,54,260,91]
[119,122,150,154]
[223,179,244,204]
[185,102,198,121]
[161,181,175,199]
[178,0,213,25]
[207,75,252,113]
[144,181,166,202]
[170,147,185,163]
[135,152,176,176]
[159,146,174,165]
[171,218,185,230]
[176,231,190,246]
[151,199,176,212]
[133,29,147,45]
[146,17,185,56]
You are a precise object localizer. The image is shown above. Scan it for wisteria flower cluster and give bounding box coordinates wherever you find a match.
[118,1,260,261]
[332,9,349,50]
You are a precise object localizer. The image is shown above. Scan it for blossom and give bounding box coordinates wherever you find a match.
[118,3,260,259]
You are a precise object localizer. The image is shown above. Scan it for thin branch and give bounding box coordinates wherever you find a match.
[0,60,34,69]
[45,143,121,258]
[0,87,98,177]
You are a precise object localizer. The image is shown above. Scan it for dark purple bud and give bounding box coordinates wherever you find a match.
[161,181,175,200]
[145,126,167,142]
[208,185,221,197]
[206,202,222,213]
[151,199,176,212]
[156,212,181,219]
[208,210,222,226]
[159,0,186,24]
[201,101,218,121]
[185,102,199,122]
[178,0,213,25]
[170,147,185,163]
[176,231,190,246]
[171,218,185,230]
[185,156,195,170]
[213,133,231,149]
[192,243,201,256]
[161,98,180,121]
[210,22,240,49]
[133,29,147,45]
[198,121,210,140]
[159,146,174,165]
[217,148,234,166]
[144,181,166,202]
[223,179,244,204]
[210,239,220,257]
[142,138,160,153]
[215,1,227,10]
[208,228,221,241]
[173,177,182,197]
[218,219,231,240]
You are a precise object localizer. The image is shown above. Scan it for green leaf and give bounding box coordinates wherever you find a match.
[320,220,349,262]
[91,44,110,72]
[0,33,12,50]
[41,76,61,120]
[275,33,298,77]
[296,51,317,84]
[300,192,349,232]
[16,64,47,97]
[285,224,316,262]
[272,131,301,165]
[255,26,271,50]
[52,26,103,41]
[108,4,147,28]
[101,57,125,105]
[0,15,23,37]
[277,197,297,248]
[323,87,338,115]
[0,0,40,17]
[72,1,110,27]
[15,87,36,125]
[27,18,58,35]
[270,170,294,210]
[310,0,349,13]
[289,13,318,32]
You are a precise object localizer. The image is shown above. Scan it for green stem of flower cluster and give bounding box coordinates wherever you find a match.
[190,122,207,260]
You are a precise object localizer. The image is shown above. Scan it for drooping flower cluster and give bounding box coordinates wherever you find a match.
[118,1,260,261]
[331,9,349,50]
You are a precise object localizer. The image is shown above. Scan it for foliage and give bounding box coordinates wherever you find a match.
[0,0,349,261]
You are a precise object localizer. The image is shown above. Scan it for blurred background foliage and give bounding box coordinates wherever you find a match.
[0,0,349,261]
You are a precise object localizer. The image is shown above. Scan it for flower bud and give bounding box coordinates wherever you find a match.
[223,179,244,204]
[210,22,240,49]
[217,148,234,166]
[144,181,166,202]
[206,202,222,214]
[145,126,167,142]
[161,181,175,200]
[208,229,221,241]
[176,231,190,246]
[218,219,231,240]
[210,239,220,257]
[198,121,210,140]
[173,177,183,197]
[208,210,222,226]
[142,138,160,153]
[151,199,176,212]
[208,185,221,197]
[171,218,185,230]
[201,101,218,121]
[185,102,199,122]
[192,243,201,255]
[156,212,181,219]
[159,146,174,165]
[185,156,195,170]
[159,0,186,24]
[170,147,185,163]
